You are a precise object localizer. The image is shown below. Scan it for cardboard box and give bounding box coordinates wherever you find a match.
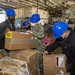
[5,31,37,50]
[10,49,39,75]
[43,54,67,75]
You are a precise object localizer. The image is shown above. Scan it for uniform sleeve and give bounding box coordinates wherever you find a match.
[0,22,6,40]
[0,33,5,40]
[32,25,44,39]
[45,40,60,53]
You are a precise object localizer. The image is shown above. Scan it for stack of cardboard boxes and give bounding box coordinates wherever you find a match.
[3,31,67,75]
[4,31,39,75]
[10,49,39,75]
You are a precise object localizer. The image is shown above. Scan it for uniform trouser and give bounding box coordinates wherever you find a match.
[67,64,71,72]
[0,49,9,56]
[36,40,46,75]
[69,59,75,75]
[39,52,44,75]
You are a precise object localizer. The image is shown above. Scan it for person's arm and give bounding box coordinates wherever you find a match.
[0,28,10,40]
[33,25,44,39]
[46,40,60,53]
[0,32,5,40]
[45,42,51,46]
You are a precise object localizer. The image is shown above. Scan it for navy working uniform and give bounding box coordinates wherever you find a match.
[30,14,45,75]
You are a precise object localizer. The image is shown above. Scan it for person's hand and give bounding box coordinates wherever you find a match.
[43,51,49,55]
[26,30,33,34]
[5,28,10,33]
[65,72,71,75]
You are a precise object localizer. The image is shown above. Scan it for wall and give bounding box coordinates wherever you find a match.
[14,7,49,25]
[15,8,25,18]
[32,7,49,19]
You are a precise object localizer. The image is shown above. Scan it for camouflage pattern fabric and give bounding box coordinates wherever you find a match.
[39,52,44,75]
[31,24,45,75]
[31,24,46,52]
[0,49,9,56]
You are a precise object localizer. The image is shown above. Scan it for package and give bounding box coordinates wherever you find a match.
[5,31,37,50]
[10,49,39,75]
[0,57,30,75]
[43,54,67,75]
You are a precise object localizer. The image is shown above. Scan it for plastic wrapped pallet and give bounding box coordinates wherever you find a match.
[0,57,31,75]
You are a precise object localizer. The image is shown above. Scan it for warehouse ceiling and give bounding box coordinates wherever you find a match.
[0,0,75,16]
[0,0,74,9]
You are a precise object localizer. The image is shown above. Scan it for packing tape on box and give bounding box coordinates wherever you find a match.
[5,38,37,44]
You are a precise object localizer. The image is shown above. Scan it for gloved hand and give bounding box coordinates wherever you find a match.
[26,30,33,34]
[43,51,49,55]
[5,28,10,33]
[65,72,71,75]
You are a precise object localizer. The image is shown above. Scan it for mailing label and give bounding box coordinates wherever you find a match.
[55,56,65,67]
[5,31,12,38]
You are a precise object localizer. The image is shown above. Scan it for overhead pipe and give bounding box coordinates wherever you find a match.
[37,0,38,14]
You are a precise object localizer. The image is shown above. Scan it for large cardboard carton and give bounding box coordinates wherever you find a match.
[10,49,39,75]
[43,54,67,75]
[5,31,37,50]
